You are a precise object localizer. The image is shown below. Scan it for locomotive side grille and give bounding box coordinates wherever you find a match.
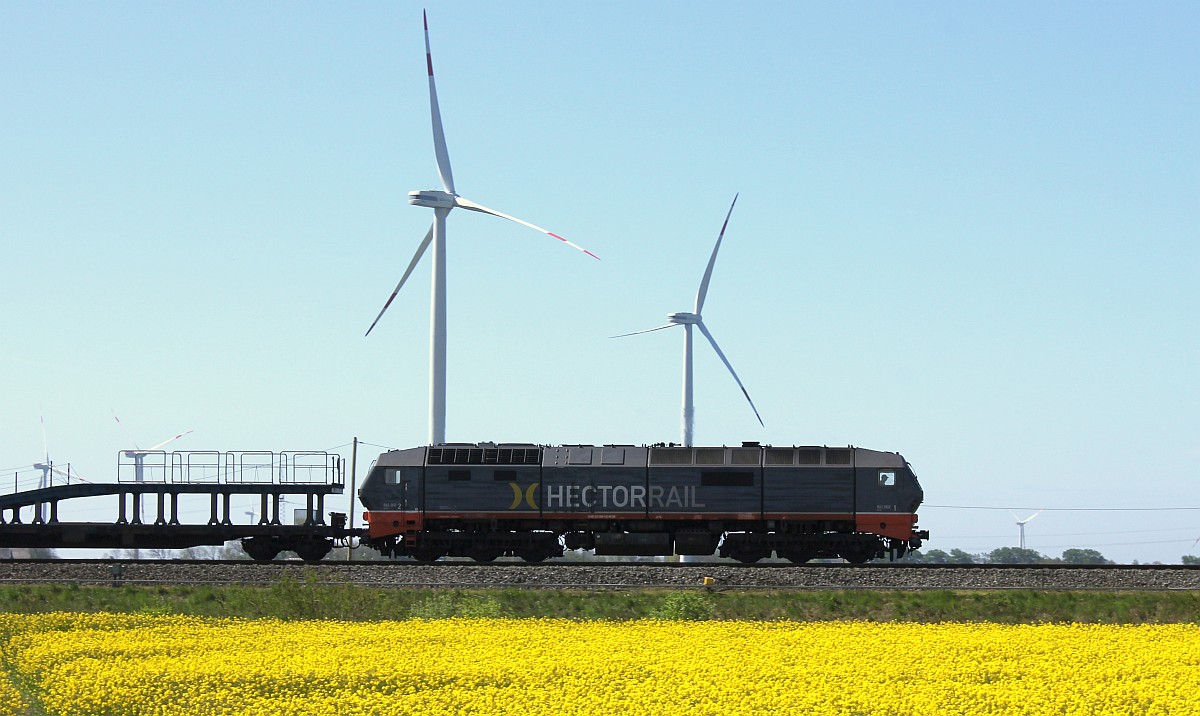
[765,448,794,465]
[732,448,761,465]
[650,448,693,465]
[427,448,486,465]
[797,448,822,465]
[826,448,852,465]
[427,447,541,465]
[482,448,543,465]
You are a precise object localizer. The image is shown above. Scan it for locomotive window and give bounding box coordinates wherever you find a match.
[493,470,516,481]
[879,471,896,487]
[732,448,760,465]
[701,471,754,487]
[384,469,400,485]
[797,449,822,465]
[765,448,794,465]
[448,470,471,482]
[694,448,725,465]
[651,448,693,465]
[826,449,852,465]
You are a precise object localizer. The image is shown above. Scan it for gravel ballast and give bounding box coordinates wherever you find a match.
[1,561,1198,591]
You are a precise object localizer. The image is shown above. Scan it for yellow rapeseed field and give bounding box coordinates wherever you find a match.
[1,612,1198,715]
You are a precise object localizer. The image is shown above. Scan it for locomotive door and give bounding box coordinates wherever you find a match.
[392,466,422,533]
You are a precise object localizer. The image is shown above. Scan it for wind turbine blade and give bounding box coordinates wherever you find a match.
[696,320,763,426]
[1025,509,1044,524]
[112,410,141,450]
[453,196,601,260]
[40,414,48,463]
[424,10,455,194]
[610,324,679,339]
[52,465,90,484]
[366,223,435,336]
[148,430,193,451]
[695,193,738,314]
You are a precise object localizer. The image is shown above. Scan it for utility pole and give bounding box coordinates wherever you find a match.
[347,437,358,561]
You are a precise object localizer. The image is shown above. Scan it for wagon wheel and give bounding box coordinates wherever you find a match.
[293,538,333,564]
[240,537,280,562]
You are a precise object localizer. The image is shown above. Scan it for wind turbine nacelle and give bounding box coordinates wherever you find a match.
[408,190,457,209]
[668,311,699,325]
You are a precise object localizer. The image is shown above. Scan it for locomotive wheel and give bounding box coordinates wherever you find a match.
[778,549,816,564]
[469,547,504,562]
[408,548,443,562]
[729,547,770,564]
[516,549,548,563]
[838,544,875,564]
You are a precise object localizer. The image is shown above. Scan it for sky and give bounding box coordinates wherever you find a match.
[1,1,1197,563]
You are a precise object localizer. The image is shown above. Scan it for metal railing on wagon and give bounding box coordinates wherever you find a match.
[117,450,342,486]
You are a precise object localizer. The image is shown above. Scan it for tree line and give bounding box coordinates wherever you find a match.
[903,547,1200,565]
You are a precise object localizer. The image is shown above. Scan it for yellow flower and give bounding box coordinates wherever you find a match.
[0,614,1198,715]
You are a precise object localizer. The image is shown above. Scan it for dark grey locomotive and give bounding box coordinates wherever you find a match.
[359,442,927,563]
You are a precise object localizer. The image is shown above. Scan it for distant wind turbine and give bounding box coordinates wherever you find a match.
[1009,510,1043,549]
[365,11,599,446]
[31,416,89,521]
[113,411,193,484]
[612,194,763,446]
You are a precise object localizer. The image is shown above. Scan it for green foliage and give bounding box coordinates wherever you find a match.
[409,591,508,619]
[1060,549,1112,565]
[3,580,1200,624]
[650,590,715,621]
[987,547,1045,564]
[901,548,981,564]
[1182,555,1200,566]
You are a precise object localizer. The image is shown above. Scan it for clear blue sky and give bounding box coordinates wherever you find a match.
[2,2,1197,562]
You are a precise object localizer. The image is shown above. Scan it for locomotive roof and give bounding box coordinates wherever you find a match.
[372,443,906,469]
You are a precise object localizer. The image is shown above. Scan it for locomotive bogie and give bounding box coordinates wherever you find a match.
[358,442,927,563]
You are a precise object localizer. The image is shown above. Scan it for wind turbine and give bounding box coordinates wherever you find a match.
[613,194,763,447]
[1009,510,1043,549]
[113,412,193,484]
[31,416,88,520]
[365,11,599,446]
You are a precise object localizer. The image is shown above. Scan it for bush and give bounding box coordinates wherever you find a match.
[651,590,714,621]
[409,592,508,619]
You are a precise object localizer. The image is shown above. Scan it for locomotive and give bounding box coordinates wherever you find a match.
[359,442,927,563]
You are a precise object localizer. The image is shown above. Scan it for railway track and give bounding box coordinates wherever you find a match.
[0,559,1197,590]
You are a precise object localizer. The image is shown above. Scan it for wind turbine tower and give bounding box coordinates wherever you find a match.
[613,194,763,447]
[1009,510,1043,550]
[365,11,599,446]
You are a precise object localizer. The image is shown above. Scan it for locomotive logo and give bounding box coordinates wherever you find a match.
[507,482,705,510]
[508,482,539,510]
